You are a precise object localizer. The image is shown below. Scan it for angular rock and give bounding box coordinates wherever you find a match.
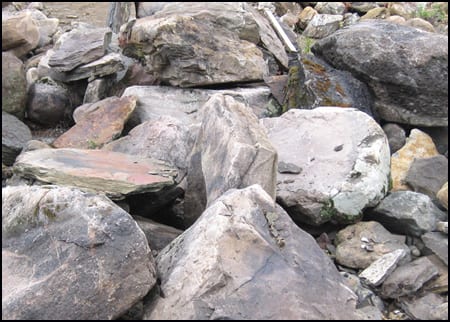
[144,185,360,320]
[405,155,448,198]
[185,94,277,226]
[2,112,32,166]
[358,249,407,287]
[52,96,136,149]
[119,2,288,87]
[312,20,448,126]
[382,123,406,154]
[26,78,73,127]
[23,8,59,48]
[2,11,40,58]
[422,255,448,294]
[303,13,343,39]
[381,256,440,299]
[315,2,346,15]
[283,55,374,117]
[369,191,447,237]
[83,76,116,104]
[48,27,111,72]
[50,52,125,83]
[360,7,390,20]
[122,85,274,129]
[297,6,318,30]
[335,221,411,269]
[340,272,385,313]
[133,216,183,254]
[400,293,447,320]
[261,107,390,225]
[391,129,439,191]
[422,232,448,265]
[13,148,177,199]
[2,52,27,119]
[437,182,448,210]
[2,185,155,320]
[103,116,194,180]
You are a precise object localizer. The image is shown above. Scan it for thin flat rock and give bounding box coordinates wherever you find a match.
[13,148,177,199]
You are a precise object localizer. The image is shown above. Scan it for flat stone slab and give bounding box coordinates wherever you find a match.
[358,249,407,287]
[13,148,177,199]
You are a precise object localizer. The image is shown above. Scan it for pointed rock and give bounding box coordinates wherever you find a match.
[52,96,137,149]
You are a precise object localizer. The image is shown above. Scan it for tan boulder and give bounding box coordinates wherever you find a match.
[2,11,40,58]
[437,182,448,210]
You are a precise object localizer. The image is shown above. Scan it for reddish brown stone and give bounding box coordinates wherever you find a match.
[52,96,137,149]
[13,148,177,198]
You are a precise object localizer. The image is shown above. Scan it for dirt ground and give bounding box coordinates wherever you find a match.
[42,2,111,28]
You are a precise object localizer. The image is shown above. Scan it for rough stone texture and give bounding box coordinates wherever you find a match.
[136,2,170,17]
[2,185,155,320]
[422,254,448,294]
[297,6,318,29]
[358,249,407,287]
[315,2,346,15]
[381,256,440,299]
[348,2,380,14]
[421,232,448,265]
[48,27,111,72]
[335,221,411,269]
[2,11,40,58]
[185,94,277,226]
[369,191,447,237]
[50,52,125,83]
[2,52,27,119]
[261,107,390,226]
[437,182,448,210]
[26,78,73,127]
[303,13,343,39]
[23,8,59,48]
[405,155,448,198]
[122,85,274,129]
[83,76,116,104]
[13,148,177,199]
[283,55,374,118]
[400,293,447,320]
[312,20,448,127]
[133,216,182,253]
[52,96,136,149]
[391,129,439,191]
[436,221,448,234]
[2,112,32,166]
[119,2,288,87]
[360,7,390,20]
[382,123,406,154]
[405,17,436,33]
[144,185,360,320]
[103,115,194,181]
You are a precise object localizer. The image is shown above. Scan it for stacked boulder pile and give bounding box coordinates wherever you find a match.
[2,2,448,320]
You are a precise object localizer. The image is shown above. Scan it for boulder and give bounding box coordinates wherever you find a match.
[303,13,343,39]
[133,216,182,254]
[368,191,447,237]
[50,52,125,83]
[400,293,447,320]
[358,249,407,287]
[26,78,73,127]
[391,129,439,191]
[2,11,40,58]
[436,182,448,210]
[2,185,155,320]
[405,155,448,198]
[312,20,448,126]
[2,112,32,166]
[144,185,360,320]
[382,123,406,154]
[315,2,346,15]
[13,148,178,199]
[122,85,274,129]
[335,221,411,270]
[185,94,277,226]
[381,256,440,299]
[48,26,111,72]
[119,2,288,87]
[2,52,27,119]
[83,75,116,103]
[261,107,390,226]
[103,116,194,180]
[297,6,318,30]
[405,17,436,33]
[421,232,448,265]
[23,8,59,48]
[52,96,136,149]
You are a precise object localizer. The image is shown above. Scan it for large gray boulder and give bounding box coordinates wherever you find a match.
[2,112,32,166]
[368,191,448,237]
[119,2,288,87]
[2,52,27,119]
[184,94,277,226]
[312,20,448,126]
[13,148,178,199]
[144,185,360,320]
[261,107,390,225]
[405,155,448,198]
[2,185,155,320]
